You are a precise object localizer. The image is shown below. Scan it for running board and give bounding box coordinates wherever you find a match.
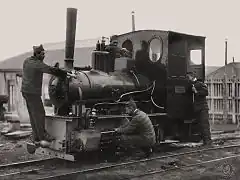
[35,147,75,161]
[26,142,75,161]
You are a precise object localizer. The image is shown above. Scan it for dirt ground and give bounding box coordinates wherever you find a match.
[0,122,240,179]
[0,122,45,165]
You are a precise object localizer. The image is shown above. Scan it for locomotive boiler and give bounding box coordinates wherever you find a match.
[48,61,152,115]
[28,7,207,161]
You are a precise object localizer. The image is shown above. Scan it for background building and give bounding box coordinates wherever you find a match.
[206,61,240,124]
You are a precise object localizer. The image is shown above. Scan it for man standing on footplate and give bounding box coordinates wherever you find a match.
[21,44,68,144]
[186,72,212,146]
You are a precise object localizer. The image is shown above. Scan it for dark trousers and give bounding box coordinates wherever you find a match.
[196,110,211,142]
[22,92,45,141]
[119,135,151,149]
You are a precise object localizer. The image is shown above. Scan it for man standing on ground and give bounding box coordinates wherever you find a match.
[21,44,68,143]
[186,72,212,145]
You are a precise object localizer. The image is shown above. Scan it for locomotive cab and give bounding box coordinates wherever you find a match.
[166,31,205,120]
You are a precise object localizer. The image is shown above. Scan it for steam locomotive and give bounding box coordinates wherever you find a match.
[27,8,206,161]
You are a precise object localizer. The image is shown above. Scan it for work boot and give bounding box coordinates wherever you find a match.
[141,147,153,158]
[29,134,40,145]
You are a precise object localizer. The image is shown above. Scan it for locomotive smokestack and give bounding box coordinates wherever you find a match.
[64,8,77,70]
[131,11,135,32]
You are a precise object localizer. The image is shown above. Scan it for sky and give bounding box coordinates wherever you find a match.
[0,0,239,66]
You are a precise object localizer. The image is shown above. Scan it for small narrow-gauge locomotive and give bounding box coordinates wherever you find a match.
[28,8,206,161]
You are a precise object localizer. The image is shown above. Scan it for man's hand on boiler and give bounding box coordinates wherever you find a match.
[67,72,77,78]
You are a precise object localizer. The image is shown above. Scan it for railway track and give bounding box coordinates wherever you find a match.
[0,158,62,179]
[37,143,240,180]
[0,130,239,179]
[127,155,240,180]
[1,139,240,180]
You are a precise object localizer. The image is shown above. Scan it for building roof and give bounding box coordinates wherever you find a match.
[43,38,100,50]
[115,29,206,39]
[206,62,240,79]
[0,37,100,71]
[205,66,221,76]
[0,47,96,71]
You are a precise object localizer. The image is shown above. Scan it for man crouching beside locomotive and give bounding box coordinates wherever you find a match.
[21,45,68,145]
[186,72,212,146]
[114,98,156,157]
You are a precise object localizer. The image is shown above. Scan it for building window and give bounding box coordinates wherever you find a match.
[228,83,232,97]
[236,100,240,113]
[213,84,217,96]
[209,113,213,121]
[213,114,223,121]
[207,99,211,108]
[228,100,232,112]
[7,80,16,111]
[207,83,211,96]
[213,99,224,112]
[213,83,223,97]
[235,83,240,97]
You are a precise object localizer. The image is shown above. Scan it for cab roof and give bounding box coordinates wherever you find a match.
[115,29,206,39]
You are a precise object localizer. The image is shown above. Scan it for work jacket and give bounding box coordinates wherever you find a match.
[21,56,67,95]
[118,109,156,146]
[192,80,209,112]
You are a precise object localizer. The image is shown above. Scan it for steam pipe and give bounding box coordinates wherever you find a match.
[64,8,77,70]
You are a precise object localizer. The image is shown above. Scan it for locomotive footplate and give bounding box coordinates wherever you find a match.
[26,142,76,161]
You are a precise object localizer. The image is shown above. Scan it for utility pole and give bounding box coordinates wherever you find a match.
[131,11,136,32]
[222,39,228,124]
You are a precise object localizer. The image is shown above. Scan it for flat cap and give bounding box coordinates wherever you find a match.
[33,44,45,53]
